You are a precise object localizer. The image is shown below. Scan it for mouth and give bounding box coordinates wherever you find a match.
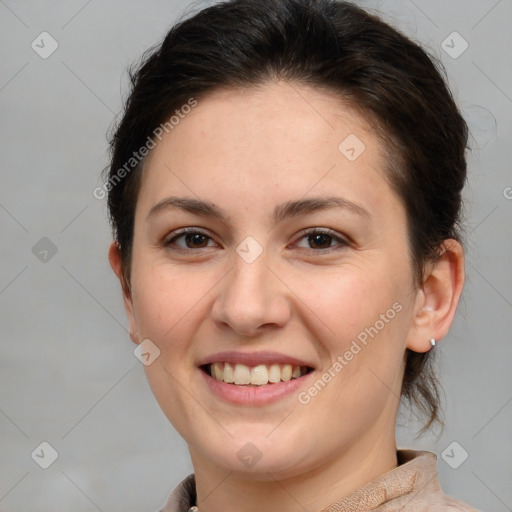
[200,362,314,386]
[197,351,317,405]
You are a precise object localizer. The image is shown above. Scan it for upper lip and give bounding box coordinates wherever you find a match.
[197,351,315,369]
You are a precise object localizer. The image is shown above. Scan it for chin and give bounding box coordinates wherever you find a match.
[191,432,318,480]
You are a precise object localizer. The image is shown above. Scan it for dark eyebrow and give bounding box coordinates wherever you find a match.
[146,197,229,223]
[146,195,371,224]
[274,196,371,223]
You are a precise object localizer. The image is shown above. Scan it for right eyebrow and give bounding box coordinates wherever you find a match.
[146,197,229,224]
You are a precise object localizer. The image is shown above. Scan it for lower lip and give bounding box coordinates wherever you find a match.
[200,369,313,406]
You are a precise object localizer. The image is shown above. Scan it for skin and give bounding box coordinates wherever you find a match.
[109,81,464,512]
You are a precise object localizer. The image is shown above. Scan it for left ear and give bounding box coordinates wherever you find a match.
[406,239,465,353]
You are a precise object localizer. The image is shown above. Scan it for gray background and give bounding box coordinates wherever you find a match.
[0,0,511,511]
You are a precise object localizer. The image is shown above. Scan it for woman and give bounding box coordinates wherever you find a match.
[105,0,478,510]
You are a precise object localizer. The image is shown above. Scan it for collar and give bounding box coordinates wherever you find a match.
[160,450,468,512]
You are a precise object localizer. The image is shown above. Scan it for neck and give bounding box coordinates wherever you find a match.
[189,427,398,512]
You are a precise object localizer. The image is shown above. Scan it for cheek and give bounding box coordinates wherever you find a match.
[298,265,409,399]
[298,264,401,343]
[129,261,219,438]
[130,259,215,343]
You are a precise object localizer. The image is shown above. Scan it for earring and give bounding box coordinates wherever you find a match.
[429,338,436,348]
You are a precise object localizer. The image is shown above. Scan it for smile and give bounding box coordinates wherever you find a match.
[197,351,316,405]
[202,362,312,386]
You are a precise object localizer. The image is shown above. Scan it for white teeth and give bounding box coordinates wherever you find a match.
[208,362,309,386]
[213,362,223,381]
[223,362,234,383]
[268,364,281,383]
[233,364,251,385]
[251,365,268,385]
[281,364,292,382]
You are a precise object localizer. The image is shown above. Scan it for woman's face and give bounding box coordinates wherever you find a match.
[118,82,425,479]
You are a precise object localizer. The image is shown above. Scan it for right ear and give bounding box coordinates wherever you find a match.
[108,241,140,345]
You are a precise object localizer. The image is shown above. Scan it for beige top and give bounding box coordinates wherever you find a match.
[160,450,479,512]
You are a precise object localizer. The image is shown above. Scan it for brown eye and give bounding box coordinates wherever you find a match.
[295,229,350,252]
[183,232,209,248]
[165,229,217,250]
[308,233,333,249]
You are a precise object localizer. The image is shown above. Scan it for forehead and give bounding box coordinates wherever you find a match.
[137,81,401,223]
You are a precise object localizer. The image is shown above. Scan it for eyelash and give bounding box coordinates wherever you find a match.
[164,227,350,254]
[294,228,351,252]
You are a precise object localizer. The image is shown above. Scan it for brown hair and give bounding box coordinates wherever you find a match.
[104,0,468,430]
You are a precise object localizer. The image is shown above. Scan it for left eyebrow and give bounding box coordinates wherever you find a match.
[273,196,372,224]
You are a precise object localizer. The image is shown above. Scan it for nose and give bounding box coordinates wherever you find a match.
[211,249,292,337]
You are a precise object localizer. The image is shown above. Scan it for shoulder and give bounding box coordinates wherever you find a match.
[424,494,482,511]
[389,450,481,512]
